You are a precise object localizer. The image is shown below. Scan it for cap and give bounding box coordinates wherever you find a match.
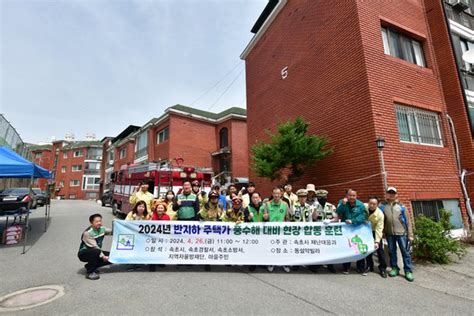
[386,186,397,193]
[232,195,243,202]
[306,184,316,193]
[296,189,308,196]
[191,180,200,186]
[208,191,219,198]
[315,189,329,198]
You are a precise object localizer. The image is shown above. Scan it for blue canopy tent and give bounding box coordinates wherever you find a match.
[0,146,52,253]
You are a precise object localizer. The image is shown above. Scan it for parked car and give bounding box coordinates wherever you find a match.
[0,187,37,212]
[101,190,113,207]
[32,188,46,207]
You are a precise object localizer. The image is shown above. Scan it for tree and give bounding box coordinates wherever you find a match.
[251,117,333,184]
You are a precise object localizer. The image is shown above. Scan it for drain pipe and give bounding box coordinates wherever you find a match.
[447,114,473,225]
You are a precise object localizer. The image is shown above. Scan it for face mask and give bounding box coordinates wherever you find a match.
[166,195,174,200]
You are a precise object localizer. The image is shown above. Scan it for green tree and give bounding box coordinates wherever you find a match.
[251,117,333,184]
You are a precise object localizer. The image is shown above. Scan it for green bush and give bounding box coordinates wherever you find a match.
[413,209,466,264]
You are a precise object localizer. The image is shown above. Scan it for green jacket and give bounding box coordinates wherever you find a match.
[173,193,199,220]
[263,200,288,222]
[245,203,264,222]
[336,199,367,225]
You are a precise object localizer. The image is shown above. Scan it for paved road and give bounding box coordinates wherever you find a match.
[1,200,473,315]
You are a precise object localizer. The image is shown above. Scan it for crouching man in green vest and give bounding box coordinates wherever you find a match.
[78,214,113,280]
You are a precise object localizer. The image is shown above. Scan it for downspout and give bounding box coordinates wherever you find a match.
[447,114,473,226]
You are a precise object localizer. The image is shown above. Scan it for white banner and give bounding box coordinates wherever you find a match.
[109,221,374,265]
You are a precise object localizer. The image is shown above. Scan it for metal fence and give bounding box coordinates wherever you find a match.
[0,114,31,189]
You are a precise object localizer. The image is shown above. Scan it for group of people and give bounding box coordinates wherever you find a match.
[78,179,414,283]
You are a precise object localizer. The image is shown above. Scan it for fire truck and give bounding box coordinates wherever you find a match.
[110,162,213,217]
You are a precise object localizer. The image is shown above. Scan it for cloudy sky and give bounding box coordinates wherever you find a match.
[0,0,266,143]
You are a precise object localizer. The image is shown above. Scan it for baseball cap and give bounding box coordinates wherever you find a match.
[386,186,397,193]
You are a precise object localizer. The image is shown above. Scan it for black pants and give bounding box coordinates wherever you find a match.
[78,249,111,274]
[342,259,365,272]
[365,238,387,272]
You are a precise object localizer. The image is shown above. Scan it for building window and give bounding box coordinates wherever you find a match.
[395,105,443,146]
[35,152,42,159]
[381,26,426,67]
[135,131,148,158]
[61,166,67,173]
[72,165,82,172]
[219,127,229,148]
[85,162,101,174]
[412,199,464,229]
[73,150,83,157]
[69,194,76,199]
[468,102,474,132]
[70,179,80,187]
[59,181,65,187]
[85,192,98,199]
[63,152,68,159]
[119,148,126,159]
[157,127,169,144]
[85,162,100,170]
[86,148,102,160]
[82,176,100,190]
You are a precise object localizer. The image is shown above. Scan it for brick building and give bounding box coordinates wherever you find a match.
[100,126,140,198]
[241,0,473,230]
[52,140,102,200]
[103,105,248,187]
[28,144,53,191]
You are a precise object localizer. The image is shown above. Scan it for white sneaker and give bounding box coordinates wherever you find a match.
[283,266,291,273]
[267,266,274,272]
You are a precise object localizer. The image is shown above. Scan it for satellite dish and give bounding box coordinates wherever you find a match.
[462,50,474,64]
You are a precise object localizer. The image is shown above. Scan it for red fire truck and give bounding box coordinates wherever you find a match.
[110,162,213,217]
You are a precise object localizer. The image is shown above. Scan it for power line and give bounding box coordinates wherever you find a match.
[208,66,245,111]
[190,61,242,107]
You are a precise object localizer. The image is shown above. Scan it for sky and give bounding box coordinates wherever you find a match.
[0,0,266,143]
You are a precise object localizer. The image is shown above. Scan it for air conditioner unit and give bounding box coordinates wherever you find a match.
[449,0,470,11]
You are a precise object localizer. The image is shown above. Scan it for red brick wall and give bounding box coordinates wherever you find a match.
[114,141,135,172]
[168,114,216,168]
[230,120,249,178]
[152,120,170,162]
[423,0,474,205]
[245,0,378,201]
[31,149,53,191]
[356,0,466,221]
[55,147,86,199]
[245,0,468,224]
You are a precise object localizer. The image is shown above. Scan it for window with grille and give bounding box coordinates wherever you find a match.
[411,200,443,221]
[412,199,464,229]
[395,105,443,146]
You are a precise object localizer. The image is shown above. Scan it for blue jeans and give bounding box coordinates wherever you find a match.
[386,235,413,273]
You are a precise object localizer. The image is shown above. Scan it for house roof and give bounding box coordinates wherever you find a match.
[168,104,246,121]
[251,0,280,34]
[62,141,102,150]
[28,144,52,152]
[111,125,141,145]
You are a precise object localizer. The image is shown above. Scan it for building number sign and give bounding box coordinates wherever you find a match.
[281,66,288,80]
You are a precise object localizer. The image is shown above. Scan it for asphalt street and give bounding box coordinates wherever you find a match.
[0,200,473,315]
